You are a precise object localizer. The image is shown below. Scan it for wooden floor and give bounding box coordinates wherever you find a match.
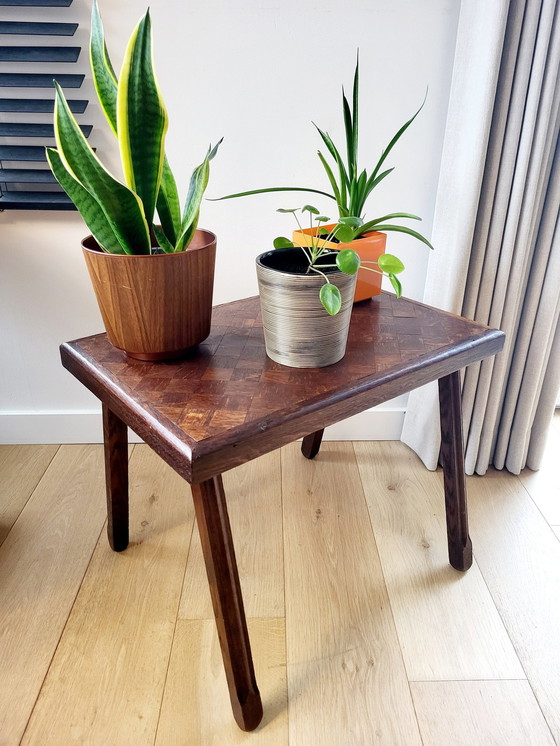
[1,411,559,745]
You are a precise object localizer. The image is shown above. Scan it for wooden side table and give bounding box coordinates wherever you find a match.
[60,293,504,732]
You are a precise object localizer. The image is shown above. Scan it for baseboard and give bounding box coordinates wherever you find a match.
[0,408,405,445]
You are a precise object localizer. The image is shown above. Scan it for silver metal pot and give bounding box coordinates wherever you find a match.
[256,248,357,368]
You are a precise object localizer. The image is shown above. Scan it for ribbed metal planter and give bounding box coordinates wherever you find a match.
[256,248,357,368]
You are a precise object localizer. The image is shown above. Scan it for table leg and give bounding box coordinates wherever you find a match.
[301,428,324,459]
[438,372,473,572]
[102,404,129,552]
[191,475,263,732]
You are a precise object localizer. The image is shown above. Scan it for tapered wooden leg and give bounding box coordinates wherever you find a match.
[102,404,129,552]
[301,428,325,459]
[191,475,263,731]
[438,372,473,571]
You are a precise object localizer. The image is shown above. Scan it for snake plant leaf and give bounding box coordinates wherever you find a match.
[389,273,403,298]
[90,0,117,135]
[46,147,124,254]
[117,8,168,229]
[273,236,294,249]
[53,81,150,254]
[319,283,342,315]
[153,225,175,253]
[336,248,360,275]
[378,253,405,274]
[156,155,181,245]
[175,139,222,251]
[368,223,434,249]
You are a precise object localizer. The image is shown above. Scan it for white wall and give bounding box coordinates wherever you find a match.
[0,0,460,443]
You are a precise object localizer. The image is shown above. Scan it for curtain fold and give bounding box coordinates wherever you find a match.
[401,0,560,475]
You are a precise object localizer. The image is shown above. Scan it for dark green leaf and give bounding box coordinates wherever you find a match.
[319,283,342,315]
[156,155,180,245]
[317,150,341,205]
[378,253,405,274]
[212,186,334,201]
[90,0,118,134]
[153,224,175,253]
[352,53,359,167]
[273,236,294,249]
[336,248,360,275]
[338,215,363,228]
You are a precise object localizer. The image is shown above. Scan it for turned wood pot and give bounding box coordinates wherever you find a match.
[256,247,357,368]
[82,229,216,361]
[292,224,386,302]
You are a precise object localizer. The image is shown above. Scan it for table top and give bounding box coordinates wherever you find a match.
[60,293,504,483]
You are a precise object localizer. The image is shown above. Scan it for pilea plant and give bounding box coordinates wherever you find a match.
[47,0,221,255]
[275,205,404,315]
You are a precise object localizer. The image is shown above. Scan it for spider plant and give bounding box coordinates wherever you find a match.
[275,205,404,315]
[47,1,221,255]
[217,56,432,249]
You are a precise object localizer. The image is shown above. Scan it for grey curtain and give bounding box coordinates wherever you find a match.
[401,0,560,475]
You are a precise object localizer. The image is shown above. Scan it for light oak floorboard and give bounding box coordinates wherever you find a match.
[156,618,287,745]
[282,442,422,745]
[179,451,284,619]
[354,441,524,681]
[467,468,560,744]
[411,680,555,745]
[0,444,58,546]
[0,445,107,745]
[518,420,560,524]
[22,445,195,746]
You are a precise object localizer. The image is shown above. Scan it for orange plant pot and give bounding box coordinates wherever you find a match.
[292,224,387,302]
[82,229,216,361]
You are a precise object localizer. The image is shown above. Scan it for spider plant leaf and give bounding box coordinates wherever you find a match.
[369,223,434,249]
[156,155,180,245]
[342,87,354,178]
[364,166,395,199]
[152,225,175,253]
[53,81,150,254]
[370,92,427,183]
[118,9,168,228]
[363,213,422,228]
[317,150,341,205]
[90,0,118,135]
[352,169,368,215]
[389,273,403,298]
[213,186,334,201]
[352,54,359,166]
[336,248,360,275]
[320,283,342,315]
[273,236,294,249]
[378,253,405,274]
[313,124,350,190]
[46,147,124,254]
[176,139,222,251]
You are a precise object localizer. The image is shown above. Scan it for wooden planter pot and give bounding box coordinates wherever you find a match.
[292,224,386,302]
[256,247,357,368]
[82,229,216,361]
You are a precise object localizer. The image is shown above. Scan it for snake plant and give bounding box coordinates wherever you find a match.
[217,56,432,249]
[47,1,221,255]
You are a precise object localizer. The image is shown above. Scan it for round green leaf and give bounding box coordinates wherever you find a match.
[277,207,298,213]
[389,273,403,298]
[302,204,320,215]
[336,248,360,275]
[316,215,330,222]
[319,283,342,315]
[338,215,363,228]
[273,236,294,249]
[378,253,405,274]
[334,224,355,243]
